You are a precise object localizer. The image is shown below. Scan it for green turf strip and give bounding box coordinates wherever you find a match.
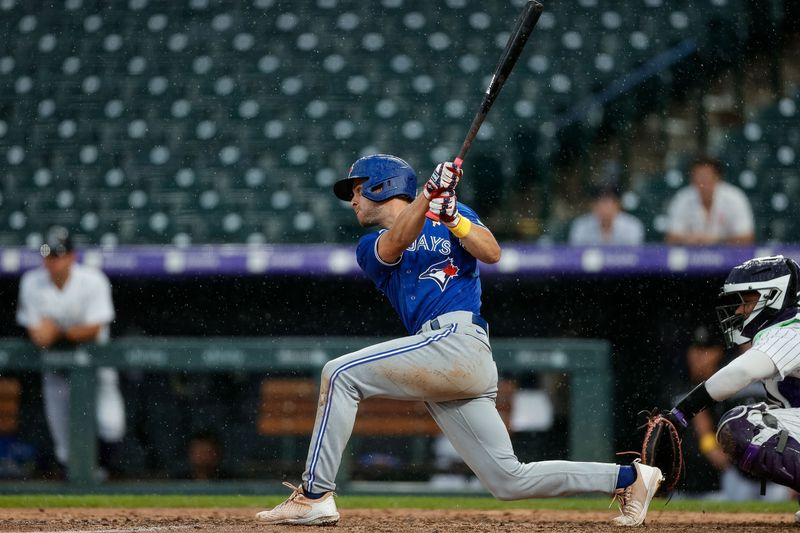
[0,495,795,513]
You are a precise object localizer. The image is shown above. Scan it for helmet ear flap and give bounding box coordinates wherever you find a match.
[764,288,781,307]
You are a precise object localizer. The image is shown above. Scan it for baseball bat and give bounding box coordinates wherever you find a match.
[427,0,544,220]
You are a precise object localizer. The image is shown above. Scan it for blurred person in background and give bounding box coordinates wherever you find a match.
[15,226,125,479]
[184,429,227,481]
[665,155,754,246]
[568,184,644,246]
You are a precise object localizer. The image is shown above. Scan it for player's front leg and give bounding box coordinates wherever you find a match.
[301,332,437,495]
[257,331,454,524]
[302,326,477,494]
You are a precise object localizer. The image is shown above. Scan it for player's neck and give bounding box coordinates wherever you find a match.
[50,271,71,290]
[379,198,412,229]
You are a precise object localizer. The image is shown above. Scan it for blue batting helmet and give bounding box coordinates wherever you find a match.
[333,154,417,202]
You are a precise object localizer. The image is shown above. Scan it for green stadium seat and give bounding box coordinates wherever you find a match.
[627,169,684,242]
[0,0,771,244]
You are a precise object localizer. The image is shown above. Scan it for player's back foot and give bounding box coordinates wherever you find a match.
[255,482,339,526]
[794,509,800,524]
[611,460,664,527]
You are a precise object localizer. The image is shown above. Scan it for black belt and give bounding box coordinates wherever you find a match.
[429,314,488,335]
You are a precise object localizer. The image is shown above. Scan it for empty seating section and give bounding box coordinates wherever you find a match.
[0,0,775,244]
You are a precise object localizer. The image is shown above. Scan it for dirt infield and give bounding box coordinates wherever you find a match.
[0,508,797,533]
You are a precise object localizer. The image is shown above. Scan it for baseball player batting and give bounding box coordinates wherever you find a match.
[255,155,662,527]
[651,256,800,522]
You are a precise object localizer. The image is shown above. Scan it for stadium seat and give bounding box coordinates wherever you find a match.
[0,0,769,244]
[627,168,685,242]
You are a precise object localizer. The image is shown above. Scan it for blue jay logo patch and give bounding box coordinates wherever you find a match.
[419,258,460,291]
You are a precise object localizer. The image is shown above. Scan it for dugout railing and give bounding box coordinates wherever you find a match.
[0,337,611,494]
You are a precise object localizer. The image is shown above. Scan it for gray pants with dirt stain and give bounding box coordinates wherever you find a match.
[302,311,619,498]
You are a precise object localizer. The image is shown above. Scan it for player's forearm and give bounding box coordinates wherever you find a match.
[27,326,59,349]
[721,233,755,246]
[691,409,715,435]
[705,348,776,401]
[665,232,690,245]
[378,195,429,261]
[64,323,103,344]
[667,232,717,245]
[460,226,501,264]
[671,348,776,426]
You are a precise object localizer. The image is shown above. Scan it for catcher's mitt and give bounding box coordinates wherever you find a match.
[640,410,684,492]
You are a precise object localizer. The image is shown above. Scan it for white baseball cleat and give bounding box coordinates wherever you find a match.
[611,460,664,527]
[794,509,800,524]
[255,482,340,526]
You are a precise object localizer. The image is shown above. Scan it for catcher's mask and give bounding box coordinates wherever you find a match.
[716,255,800,347]
[333,154,417,203]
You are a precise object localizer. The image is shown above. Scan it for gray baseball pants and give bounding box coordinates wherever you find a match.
[42,367,125,465]
[302,311,619,498]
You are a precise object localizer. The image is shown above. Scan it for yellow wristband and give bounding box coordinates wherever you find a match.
[448,216,472,238]
[699,433,718,454]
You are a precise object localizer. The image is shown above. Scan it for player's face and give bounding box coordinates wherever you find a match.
[591,195,620,225]
[351,179,381,227]
[735,291,760,318]
[690,164,720,205]
[44,253,75,281]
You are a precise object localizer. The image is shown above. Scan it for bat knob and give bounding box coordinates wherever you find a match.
[453,157,463,169]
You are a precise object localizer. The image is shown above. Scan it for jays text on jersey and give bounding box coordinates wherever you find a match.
[356,202,485,334]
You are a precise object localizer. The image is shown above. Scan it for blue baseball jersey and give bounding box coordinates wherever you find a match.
[356,202,486,335]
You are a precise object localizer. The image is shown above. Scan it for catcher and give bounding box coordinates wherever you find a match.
[642,255,800,515]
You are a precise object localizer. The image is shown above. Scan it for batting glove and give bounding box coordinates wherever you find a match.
[423,162,462,200]
[428,190,460,227]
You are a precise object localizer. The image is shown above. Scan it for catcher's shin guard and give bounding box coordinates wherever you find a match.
[717,404,800,492]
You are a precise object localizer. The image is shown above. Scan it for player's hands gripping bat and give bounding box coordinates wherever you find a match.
[425,0,543,220]
[423,162,462,200]
[640,409,685,493]
[428,190,460,227]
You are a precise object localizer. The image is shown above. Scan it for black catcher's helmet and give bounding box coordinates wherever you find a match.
[716,255,800,347]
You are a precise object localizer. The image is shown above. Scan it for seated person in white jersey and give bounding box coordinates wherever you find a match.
[568,184,644,246]
[665,155,754,246]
